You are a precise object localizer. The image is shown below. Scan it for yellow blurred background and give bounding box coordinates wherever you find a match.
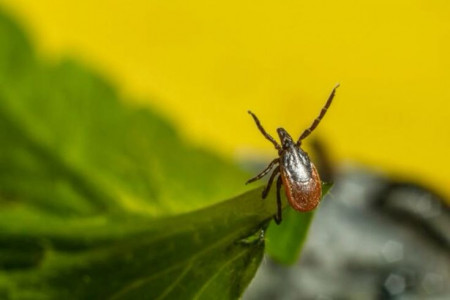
[1,0,449,199]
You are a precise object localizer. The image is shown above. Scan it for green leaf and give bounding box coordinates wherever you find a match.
[0,186,285,299]
[265,183,332,265]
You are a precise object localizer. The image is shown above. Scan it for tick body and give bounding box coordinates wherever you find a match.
[247,85,339,224]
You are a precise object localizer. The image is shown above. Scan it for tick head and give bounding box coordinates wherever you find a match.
[277,128,294,149]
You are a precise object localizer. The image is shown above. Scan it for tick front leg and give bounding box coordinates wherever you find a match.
[262,166,280,199]
[274,176,283,225]
[296,84,339,146]
[246,158,279,184]
[248,111,282,151]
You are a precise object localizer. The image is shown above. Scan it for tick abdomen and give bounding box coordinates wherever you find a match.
[280,147,322,212]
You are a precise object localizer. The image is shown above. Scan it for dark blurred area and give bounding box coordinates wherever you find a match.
[244,141,450,300]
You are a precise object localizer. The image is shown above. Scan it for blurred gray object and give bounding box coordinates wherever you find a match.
[243,166,450,300]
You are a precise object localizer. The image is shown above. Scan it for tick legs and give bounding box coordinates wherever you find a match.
[262,166,280,199]
[245,158,283,224]
[296,84,339,146]
[246,158,279,184]
[273,176,283,224]
[248,111,282,151]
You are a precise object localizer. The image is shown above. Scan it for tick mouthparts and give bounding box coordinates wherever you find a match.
[277,128,294,145]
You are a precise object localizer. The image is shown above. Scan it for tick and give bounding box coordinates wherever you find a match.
[247,85,339,224]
